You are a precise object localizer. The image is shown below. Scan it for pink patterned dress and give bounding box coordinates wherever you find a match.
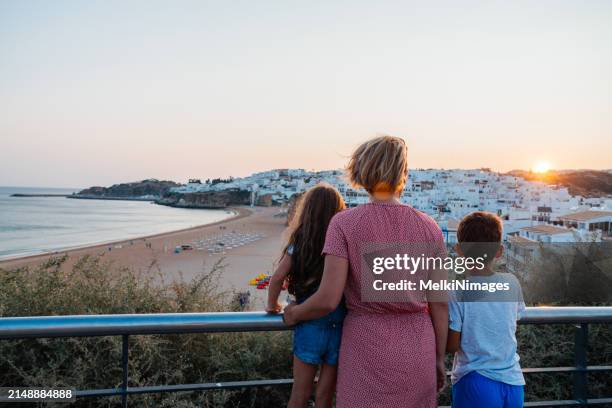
[322,201,446,408]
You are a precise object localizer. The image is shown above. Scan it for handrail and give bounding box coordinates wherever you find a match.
[1,307,611,339]
[518,306,612,324]
[0,311,287,339]
[2,307,612,407]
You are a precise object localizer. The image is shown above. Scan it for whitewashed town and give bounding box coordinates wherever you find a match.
[172,168,612,245]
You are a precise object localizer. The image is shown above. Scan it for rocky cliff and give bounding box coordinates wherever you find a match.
[156,189,251,209]
[74,179,180,199]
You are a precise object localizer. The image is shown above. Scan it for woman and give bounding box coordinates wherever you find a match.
[284,135,448,407]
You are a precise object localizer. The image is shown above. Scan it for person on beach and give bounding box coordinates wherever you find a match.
[446,212,526,408]
[283,136,449,408]
[266,184,347,408]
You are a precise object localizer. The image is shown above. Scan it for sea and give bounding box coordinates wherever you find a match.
[0,187,234,260]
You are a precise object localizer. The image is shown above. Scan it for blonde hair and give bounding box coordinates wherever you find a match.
[347,135,408,194]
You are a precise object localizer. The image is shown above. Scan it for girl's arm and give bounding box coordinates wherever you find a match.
[283,255,348,324]
[266,253,291,313]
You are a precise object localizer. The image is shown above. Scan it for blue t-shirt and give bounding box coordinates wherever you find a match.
[449,272,526,386]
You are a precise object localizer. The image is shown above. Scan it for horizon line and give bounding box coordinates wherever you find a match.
[2,167,611,191]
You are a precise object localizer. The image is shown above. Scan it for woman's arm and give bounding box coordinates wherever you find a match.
[283,255,348,325]
[428,265,449,391]
[266,253,291,313]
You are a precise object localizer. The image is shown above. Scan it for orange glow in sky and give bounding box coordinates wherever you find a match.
[533,161,552,174]
[0,1,610,187]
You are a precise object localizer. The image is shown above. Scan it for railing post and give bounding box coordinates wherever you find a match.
[122,334,129,408]
[573,323,588,406]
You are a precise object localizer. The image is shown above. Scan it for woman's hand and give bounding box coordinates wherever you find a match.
[282,302,299,326]
[436,358,447,392]
[266,302,282,314]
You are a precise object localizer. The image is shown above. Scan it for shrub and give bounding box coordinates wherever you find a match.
[0,255,610,406]
[0,256,292,407]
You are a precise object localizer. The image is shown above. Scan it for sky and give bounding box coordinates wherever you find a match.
[1,0,611,188]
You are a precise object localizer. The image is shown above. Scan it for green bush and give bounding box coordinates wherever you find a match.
[1,255,610,406]
[0,256,292,407]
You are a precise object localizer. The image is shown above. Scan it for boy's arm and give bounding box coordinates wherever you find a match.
[446,290,463,353]
[515,276,527,319]
[266,253,291,313]
[446,329,461,353]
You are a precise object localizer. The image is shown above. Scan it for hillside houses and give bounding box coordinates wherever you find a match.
[172,168,612,242]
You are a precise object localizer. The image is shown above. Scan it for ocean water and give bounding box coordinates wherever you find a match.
[0,187,234,260]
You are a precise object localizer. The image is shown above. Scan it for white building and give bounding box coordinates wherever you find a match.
[168,168,611,245]
[557,210,612,238]
[517,225,577,243]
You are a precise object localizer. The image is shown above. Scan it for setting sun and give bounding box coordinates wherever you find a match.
[534,161,552,173]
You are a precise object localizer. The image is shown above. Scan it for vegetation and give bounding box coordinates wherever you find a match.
[76,179,179,198]
[207,177,235,185]
[0,254,610,406]
[0,256,292,407]
[508,169,612,197]
[508,241,611,404]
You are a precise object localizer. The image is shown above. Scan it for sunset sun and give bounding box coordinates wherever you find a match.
[534,161,551,173]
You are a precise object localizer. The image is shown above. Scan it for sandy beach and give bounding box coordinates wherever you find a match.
[0,206,289,309]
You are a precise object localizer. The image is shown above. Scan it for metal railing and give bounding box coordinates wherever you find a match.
[1,307,611,407]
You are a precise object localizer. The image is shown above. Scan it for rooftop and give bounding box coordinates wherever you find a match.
[521,225,573,235]
[508,234,537,243]
[559,210,612,221]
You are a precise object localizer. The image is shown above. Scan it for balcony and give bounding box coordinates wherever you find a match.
[1,307,611,407]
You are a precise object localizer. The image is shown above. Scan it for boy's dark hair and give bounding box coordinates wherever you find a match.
[457,211,502,262]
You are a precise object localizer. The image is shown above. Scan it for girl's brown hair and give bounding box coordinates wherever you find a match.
[285,183,346,298]
[347,135,408,194]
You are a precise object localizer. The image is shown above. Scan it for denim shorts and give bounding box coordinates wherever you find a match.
[293,302,345,366]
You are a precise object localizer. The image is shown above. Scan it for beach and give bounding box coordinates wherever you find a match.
[0,206,288,309]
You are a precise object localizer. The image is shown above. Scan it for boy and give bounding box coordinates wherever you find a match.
[447,211,525,408]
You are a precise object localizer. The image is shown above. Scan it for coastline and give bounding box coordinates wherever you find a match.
[0,207,249,265]
[67,195,153,201]
[0,206,287,308]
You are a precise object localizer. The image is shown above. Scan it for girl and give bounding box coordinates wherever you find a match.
[283,136,449,408]
[266,183,346,408]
